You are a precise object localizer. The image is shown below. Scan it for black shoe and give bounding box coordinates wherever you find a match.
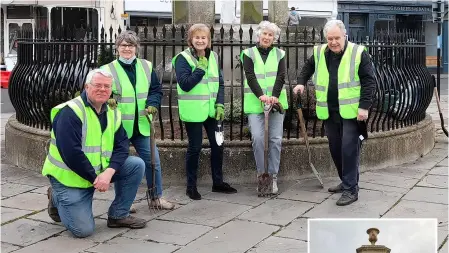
[212,182,237,194]
[336,191,358,206]
[186,188,202,200]
[328,183,344,193]
[47,187,61,222]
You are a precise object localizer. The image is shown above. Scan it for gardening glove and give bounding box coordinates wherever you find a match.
[108,98,117,110]
[197,56,208,71]
[215,104,224,121]
[146,105,158,115]
[74,90,81,98]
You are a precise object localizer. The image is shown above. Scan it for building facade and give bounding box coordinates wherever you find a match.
[1,0,124,69]
[338,0,448,73]
[123,0,337,27]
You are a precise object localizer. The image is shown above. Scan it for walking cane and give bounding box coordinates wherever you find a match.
[258,103,274,197]
[433,76,448,137]
[296,96,324,187]
[145,113,162,211]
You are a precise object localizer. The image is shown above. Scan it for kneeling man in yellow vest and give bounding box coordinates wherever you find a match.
[42,69,147,238]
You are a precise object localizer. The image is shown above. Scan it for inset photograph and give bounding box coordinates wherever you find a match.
[309,218,438,253]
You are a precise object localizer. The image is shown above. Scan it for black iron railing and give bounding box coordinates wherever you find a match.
[8,25,433,141]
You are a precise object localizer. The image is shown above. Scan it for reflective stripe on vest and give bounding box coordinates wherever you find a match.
[42,96,120,188]
[172,48,220,122]
[313,42,364,120]
[100,59,152,138]
[240,46,289,114]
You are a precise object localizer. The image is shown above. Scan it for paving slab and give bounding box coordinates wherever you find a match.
[294,177,341,193]
[359,172,420,189]
[417,175,448,189]
[371,166,429,179]
[13,175,50,187]
[439,230,449,249]
[1,182,37,198]
[1,242,21,253]
[203,185,271,207]
[11,236,97,253]
[303,190,402,218]
[274,218,308,241]
[383,200,448,228]
[159,199,251,227]
[278,189,331,203]
[1,219,66,246]
[358,182,409,194]
[0,166,40,182]
[60,218,129,242]
[1,192,48,211]
[85,236,179,253]
[26,210,64,226]
[403,186,448,205]
[161,186,212,205]
[92,199,114,217]
[174,220,279,253]
[248,236,307,253]
[430,166,449,176]
[31,186,49,194]
[1,207,33,224]
[98,200,170,221]
[437,158,448,167]
[123,219,212,246]
[439,240,448,253]
[396,160,440,171]
[238,199,314,226]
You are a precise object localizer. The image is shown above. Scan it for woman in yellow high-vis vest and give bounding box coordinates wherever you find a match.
[241,21,289,195]
[172,24,237,200]
[101,31,174,210]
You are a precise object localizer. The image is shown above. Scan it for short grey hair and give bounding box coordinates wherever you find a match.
[85,69,113,85]
[115,30,140,52]
[255,21,281,41]
[323,20,346,38]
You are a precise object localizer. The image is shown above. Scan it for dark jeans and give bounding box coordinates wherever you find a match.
[184,117,224,188]
[324,111,361,194]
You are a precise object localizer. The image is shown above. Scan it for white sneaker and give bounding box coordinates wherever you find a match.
[272,175,278,194]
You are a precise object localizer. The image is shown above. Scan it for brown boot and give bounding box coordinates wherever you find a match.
[47,187,61,222]
[107,215,146,229]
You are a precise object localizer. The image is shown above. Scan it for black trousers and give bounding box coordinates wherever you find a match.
[324,111,361,194]
[184,117,224,189]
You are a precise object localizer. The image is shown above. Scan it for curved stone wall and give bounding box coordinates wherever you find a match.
[5,114,435,185]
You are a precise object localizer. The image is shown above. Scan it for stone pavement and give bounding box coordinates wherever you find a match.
[1,110,448,253]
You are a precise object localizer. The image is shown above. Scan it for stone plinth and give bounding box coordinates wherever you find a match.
[268,0,288,26]
[172,0,215,25]
[356,245,391,253]
[240,0,263,24]
[5,114,435,185]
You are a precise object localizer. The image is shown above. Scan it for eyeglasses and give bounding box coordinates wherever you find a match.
[91,83,112,89]
[119,44,136,49]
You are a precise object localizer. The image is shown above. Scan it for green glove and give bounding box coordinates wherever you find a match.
[108,98,117,110]
[197,56,208,71]
[215,104,224,121]
[74,90,81,98]
[146,105,158,115]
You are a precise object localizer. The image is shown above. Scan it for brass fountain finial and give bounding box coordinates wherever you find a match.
[367,228,380,245]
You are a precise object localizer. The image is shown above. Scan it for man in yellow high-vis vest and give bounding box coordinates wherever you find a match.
[42,69,147,238]
[294,20,375,206]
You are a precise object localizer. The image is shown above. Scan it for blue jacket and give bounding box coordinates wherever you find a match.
[52,91,129,184]
[174,48,225,105]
